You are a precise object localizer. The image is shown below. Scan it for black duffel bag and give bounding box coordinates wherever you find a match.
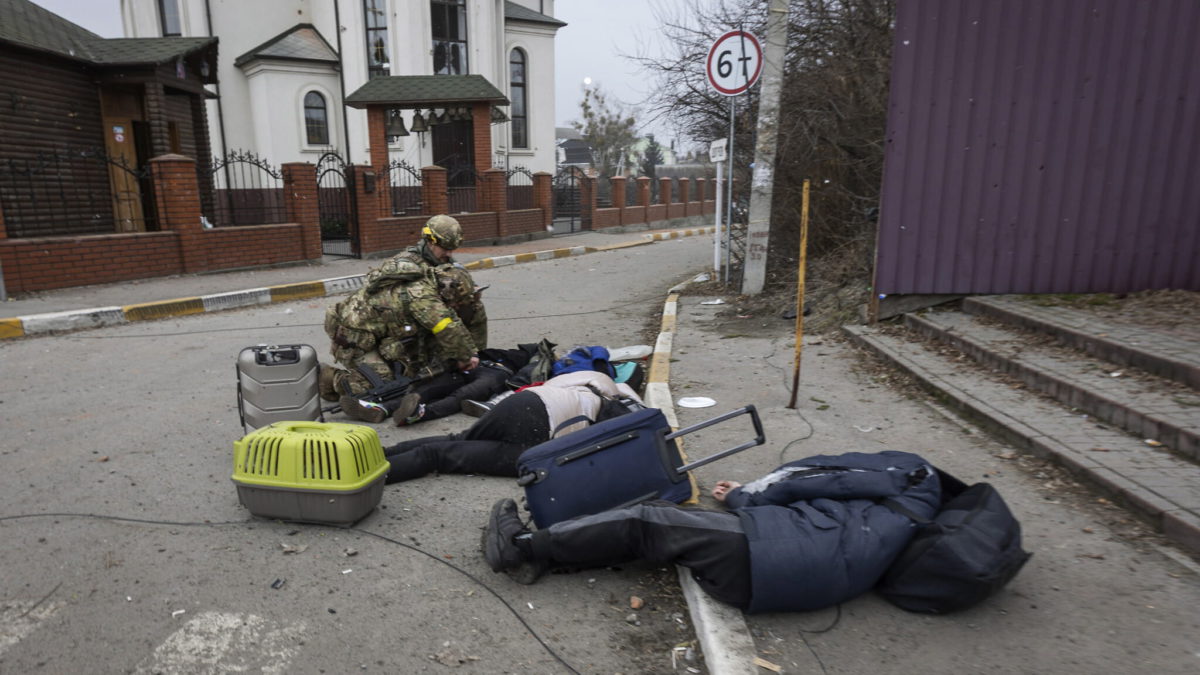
[877,469,1032,614]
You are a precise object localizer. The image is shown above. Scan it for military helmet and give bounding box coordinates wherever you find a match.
[434,263,476,308]
[422,215,463,250]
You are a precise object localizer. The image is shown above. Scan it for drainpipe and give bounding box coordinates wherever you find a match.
[204,0,231,191]
[334,0,352,159]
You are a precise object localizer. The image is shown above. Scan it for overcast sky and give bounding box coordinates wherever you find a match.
[30,0,694,142]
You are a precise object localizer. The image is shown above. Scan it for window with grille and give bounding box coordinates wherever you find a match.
[431,0,468,75]
[304,92,330,146]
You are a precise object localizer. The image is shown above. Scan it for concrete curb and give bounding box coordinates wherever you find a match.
[0,228,715,340]
[645,282,758,675]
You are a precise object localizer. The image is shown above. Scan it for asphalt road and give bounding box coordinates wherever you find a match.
[0,236,712,674]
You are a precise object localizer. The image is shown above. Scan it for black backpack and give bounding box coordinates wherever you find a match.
[877,469,1032,614]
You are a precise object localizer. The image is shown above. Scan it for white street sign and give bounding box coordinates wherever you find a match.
[709,138,728,163]
[706,30,763,96]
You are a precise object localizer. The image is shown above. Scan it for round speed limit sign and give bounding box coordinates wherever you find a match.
[706,30,763,96]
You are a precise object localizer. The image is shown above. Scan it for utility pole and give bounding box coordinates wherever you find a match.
[740,0,789,295]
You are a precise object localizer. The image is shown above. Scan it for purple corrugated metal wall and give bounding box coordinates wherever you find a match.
[875,0,1200,295]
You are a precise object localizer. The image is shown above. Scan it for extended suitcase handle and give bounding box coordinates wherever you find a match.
[666,405,765,476]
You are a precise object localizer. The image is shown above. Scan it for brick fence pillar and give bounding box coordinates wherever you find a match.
[421,165,448,215]
[580,171,597,229]
[0,199,6,239]
[693,177,707,215]
[637,176,651,209]
[150,154,207,273]
[351,164,383,256]
[282,162,321,261]
[678,177,691,216]
[659,177,672,206]
[481,168,508,238]
[610,175,626,223]
[533,171,552,229]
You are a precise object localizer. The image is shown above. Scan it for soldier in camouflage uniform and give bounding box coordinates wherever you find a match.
[319,216,487,422]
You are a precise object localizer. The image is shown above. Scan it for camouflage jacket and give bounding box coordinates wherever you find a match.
[326,264,478,376]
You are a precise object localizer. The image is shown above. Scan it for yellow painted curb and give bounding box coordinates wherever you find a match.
[270,282,325,303]
[123,298,205,322]
[0,318,25,339]
[463,259,491,270]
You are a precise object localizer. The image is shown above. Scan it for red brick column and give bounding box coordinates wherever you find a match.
[366,106,394,216]
[637,176,651,208]
[481,168,508,238]
[421,165,448,215]
[533,171,552,228]
[150,154,207,273]
[0,199,7,239]
[471,102,492,174]
[658,177,672,206]
[678,177,691,216]
[367,107,388,171]
[580,172,597,229]
[610,175,626,208]
[282,162,321,261]
[352,164,382,255]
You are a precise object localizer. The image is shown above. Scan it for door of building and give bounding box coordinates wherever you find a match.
[102,116,145,232]
[431,118,474,182]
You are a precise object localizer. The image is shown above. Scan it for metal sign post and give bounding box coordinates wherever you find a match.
[709,138,727,274]
[706,29,763,286]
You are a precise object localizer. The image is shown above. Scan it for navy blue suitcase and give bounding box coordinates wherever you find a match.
[516,406,764,528]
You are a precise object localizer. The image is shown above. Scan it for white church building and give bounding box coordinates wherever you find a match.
[120,0,564,174]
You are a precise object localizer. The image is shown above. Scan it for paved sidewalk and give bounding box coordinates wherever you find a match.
[0,226,714,339]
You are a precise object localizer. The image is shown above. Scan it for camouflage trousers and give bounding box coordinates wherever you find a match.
[327,351,397,397]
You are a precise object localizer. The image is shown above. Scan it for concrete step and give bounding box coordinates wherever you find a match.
[965,296,1200,390]
[843,323,1200,555]
[905,309,1200,462]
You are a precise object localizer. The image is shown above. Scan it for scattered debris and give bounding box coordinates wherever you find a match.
[692,273,711,283]
[1089,447,1112,452]
[625,613,640,625]
[430,649,479,667]
[1082,528,1094,534]
[997,452,1017,460]
[630,596,644,610]
[270,578,286,590]
[171,609,186,618]
[280,543,307,555]
[753,656,783,672]
[341,569,352,575]
[343,548,359,557]
[853,425,875,433]
[700,299,725,305]
[1144,439,1163,447]
[97,456,109,462]
[1109,371,1123,378]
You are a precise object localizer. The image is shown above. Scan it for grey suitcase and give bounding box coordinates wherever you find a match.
[236,344,324,433]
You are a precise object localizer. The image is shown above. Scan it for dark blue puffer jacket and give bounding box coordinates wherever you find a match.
[723,450,941,613]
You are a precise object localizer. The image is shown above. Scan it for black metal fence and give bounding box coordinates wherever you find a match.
[447,166,481,214]
[384,159,422,216]
[0,148,156,237]
[506,166,534,210]
[316,152,357,257]
[200,150,287,226]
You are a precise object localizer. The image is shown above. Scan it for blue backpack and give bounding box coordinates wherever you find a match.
[551,345,616,378]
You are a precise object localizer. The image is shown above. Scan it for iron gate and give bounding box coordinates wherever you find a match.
[551,167,582,233]
[316,152,358,257]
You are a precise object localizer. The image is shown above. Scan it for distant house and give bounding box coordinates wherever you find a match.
[0,0,218,237]
[555,126,593,170]
[122,0,565,175]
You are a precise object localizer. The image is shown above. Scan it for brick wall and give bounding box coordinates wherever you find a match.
[0,232,181,294]
[505,209,544,236]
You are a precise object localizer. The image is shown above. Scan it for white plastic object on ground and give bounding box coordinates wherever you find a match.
[678,397,717,408]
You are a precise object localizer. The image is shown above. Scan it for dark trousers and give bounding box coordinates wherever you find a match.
[384,391,549,482]
[530,502,753,610]
[414,366,510,421]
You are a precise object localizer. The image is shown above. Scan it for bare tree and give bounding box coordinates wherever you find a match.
[635,0,894,291]
[572,84,640,181]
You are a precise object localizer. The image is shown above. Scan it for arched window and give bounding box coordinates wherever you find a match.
[304,92,329,146]
[509,48,528,148]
